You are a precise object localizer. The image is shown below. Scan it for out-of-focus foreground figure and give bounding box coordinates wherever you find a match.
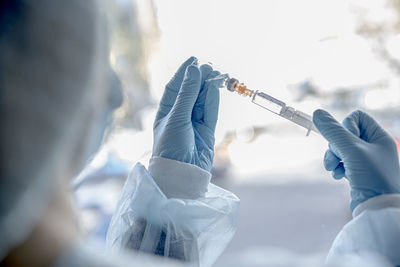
[0,0,238,266]
[0,0,126,265]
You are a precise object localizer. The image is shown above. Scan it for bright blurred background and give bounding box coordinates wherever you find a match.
[72,0,400,265]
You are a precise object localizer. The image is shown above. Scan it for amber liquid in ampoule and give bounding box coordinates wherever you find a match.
[232,81,254,97]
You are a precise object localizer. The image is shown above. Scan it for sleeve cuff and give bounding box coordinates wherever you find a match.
[353,193,400,218]
[148,156,212,199]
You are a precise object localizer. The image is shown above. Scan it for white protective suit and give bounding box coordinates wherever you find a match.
[105,157,400,267]
[326,194,400,266]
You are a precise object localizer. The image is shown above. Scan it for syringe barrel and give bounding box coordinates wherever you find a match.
[279,107,319,134]
[221,76,319,136]
[252,91,286,115]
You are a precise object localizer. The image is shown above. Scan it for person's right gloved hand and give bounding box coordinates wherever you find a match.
[313,109,400,211]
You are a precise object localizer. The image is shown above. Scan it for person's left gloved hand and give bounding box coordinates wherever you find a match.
[152,57,221,172]
[313,109,400,211]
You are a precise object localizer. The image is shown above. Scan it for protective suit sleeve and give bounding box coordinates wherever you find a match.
[148,157,211,199]
[106,157,240,267]
[326,194,400,266]
[352,194,400,217]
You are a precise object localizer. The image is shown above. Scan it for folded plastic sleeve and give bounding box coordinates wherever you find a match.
[148,157,211,199]
[106,158,240,267]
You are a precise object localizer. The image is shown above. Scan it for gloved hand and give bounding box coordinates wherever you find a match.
[152,56,221,172]
[313,109,400,211]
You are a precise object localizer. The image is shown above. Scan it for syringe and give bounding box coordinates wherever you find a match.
[220,76,319,136]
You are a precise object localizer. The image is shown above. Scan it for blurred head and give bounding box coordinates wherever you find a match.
[0,0,122,259]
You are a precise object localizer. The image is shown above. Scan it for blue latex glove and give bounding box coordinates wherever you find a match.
[313,109,400,211]
[152,56,221,172]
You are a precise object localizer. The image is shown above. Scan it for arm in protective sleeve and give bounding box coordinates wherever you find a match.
[326,194,400,266]
[105,157,240,267]
[106,57,239,266]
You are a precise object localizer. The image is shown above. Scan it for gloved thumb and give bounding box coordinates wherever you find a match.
[170,65,201,122]
[313,109,357,157]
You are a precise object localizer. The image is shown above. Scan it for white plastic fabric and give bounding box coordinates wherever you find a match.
[55,202,400,267]
[106,156,400,267]
[106,157,240,267]
[327,194,400,266]
[54,239,185,267]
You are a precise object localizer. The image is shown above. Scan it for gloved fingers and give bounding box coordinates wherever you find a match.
[332,162,345,180]
[199,64,214,87]
[193,64,214,122]
[343,110,389,143]
[203,70,221,132]
[313,109,358,156]
[328,142,341,156]
[341,113,361,137]
[193,121,215,150]
[156,56,197,121]
[324,149,341,171]
[170,65,202,123]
